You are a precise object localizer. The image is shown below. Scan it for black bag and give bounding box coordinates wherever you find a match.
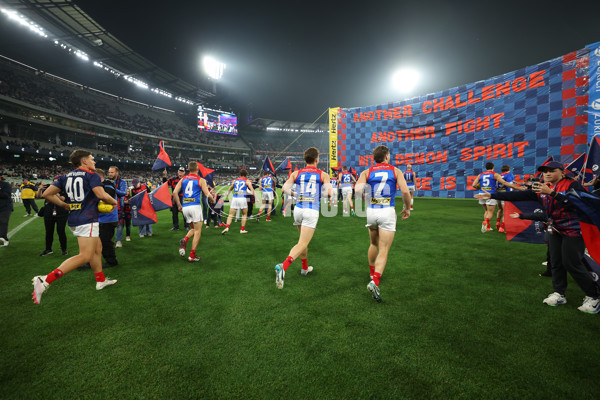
[37,205,45,217]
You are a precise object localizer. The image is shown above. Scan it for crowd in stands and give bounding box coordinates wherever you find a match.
[0,62,248,151]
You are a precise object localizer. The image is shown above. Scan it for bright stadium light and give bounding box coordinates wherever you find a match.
[203,56,225,80]
[392,68,421,94]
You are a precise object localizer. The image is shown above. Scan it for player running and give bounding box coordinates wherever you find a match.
[32,150,118,304]
[222,169,255,234]
[257,172,275,222]
[338,166,356,216]
[173,162,214,262]
[404,164,416,210]
[472,162,522,232]
[329,173,338,206]
[495,165,515,233]
[274,147,332,289]
[355,145,411,302]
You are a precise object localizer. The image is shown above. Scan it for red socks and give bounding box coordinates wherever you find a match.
[373,272,382,286]
[190,250,196,258]
[241,226,245,231]
[282,256,294,271]
[301,258,308,271]
[184,236,189,244]
[45,269,63,284]
[369,265,375,277]
[226,224,230,229]
[94,271,105,283]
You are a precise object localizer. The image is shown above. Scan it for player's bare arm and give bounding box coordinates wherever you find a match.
[395,167,411,219]
[355,170,368,200]
[200,179,214,202]
[282,172,298,196]
[321,172,332,199]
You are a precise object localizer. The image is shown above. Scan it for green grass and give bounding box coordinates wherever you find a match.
[1,198,598,399]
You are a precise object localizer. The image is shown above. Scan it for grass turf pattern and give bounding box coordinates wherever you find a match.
[0,198,598,399]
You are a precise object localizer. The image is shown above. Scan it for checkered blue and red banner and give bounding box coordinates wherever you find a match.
[336,44,600,198]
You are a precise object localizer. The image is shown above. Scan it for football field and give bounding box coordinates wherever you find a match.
[1,197,598,399]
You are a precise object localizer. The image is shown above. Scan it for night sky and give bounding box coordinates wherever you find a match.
[7,1,600,122]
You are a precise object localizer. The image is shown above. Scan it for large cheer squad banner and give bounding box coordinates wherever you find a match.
[333,42,600,199]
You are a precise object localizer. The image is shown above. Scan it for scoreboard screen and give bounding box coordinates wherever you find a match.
[197,105,238,135]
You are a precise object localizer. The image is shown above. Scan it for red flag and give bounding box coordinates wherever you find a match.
[152,141,172,171]
[149,182,172,211]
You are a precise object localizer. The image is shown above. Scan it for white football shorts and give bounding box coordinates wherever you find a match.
[341,187,353,198]
[262,191,274,202]
[293,207,319,229]
[69,222,100,238]
[183,205,203,223]
[407,184,416,192]
[230,197,248,210]
[365,207,397,232]
[478,199,498,206]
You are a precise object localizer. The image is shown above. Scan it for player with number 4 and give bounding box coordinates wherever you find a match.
[274,147,332,289]
[32,150,118,304]
[355,145,411,303]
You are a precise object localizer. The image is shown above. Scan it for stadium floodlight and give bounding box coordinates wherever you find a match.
[392,67,420,94]
[203,56,225,80]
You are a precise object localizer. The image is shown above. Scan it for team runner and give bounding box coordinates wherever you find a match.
[32,150,118,304]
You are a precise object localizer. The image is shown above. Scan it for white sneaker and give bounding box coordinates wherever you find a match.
[32,275,49,304]
[542,261,548,266]
[240,230,248,234]
[126,236,131,242]
[367,280,382,303]
[577,296,600,313]
[221,227,229,235]
[301,266,313,276]
[275,263,285,289]
[115,241,122,248]
[543,292,566,306]
[0,238,7,247]
[96,278,117,290]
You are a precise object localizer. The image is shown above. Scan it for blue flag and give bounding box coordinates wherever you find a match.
[276,158,291,173]
[567,188,600,265]
[503,201,547,244]
[583,135,600,184]
[263,156,276,176]
[565,153,586,180]
[129,190,157,226]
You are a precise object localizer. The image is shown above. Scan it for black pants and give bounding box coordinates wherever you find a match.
[171,204,188,229]
[23,198,39,215]
[549,233,598,297]
[99,222,118,265]
[0,209,11,240]
[44,216,67,251]
[208,209,222,227]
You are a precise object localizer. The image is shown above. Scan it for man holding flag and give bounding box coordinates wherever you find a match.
[475,161,600,314]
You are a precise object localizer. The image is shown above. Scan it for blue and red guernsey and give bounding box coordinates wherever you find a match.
[53,168,102,226]
[295,166,323,210]
[330,178,338,190]
[404,170,415,185]
[233,177,248,198]
[261,176,274,193]
[478,170,497,194]
[181,173,203,207]
[367,163,397,209]
[340,171,353,188]
[497,172,515,192]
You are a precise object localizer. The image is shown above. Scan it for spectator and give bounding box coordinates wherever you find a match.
[37,177,69,256]
[97,169,119,268]
[163,167,187,231]
[20,178,39,217]
[0,173,13,247]
[116,192,132,247]
[131,178,153,237]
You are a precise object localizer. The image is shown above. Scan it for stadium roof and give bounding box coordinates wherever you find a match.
[245,118,327,132]
[0,0,214,100]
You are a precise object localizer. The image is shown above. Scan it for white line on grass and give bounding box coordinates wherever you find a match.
[7,216,39,239]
